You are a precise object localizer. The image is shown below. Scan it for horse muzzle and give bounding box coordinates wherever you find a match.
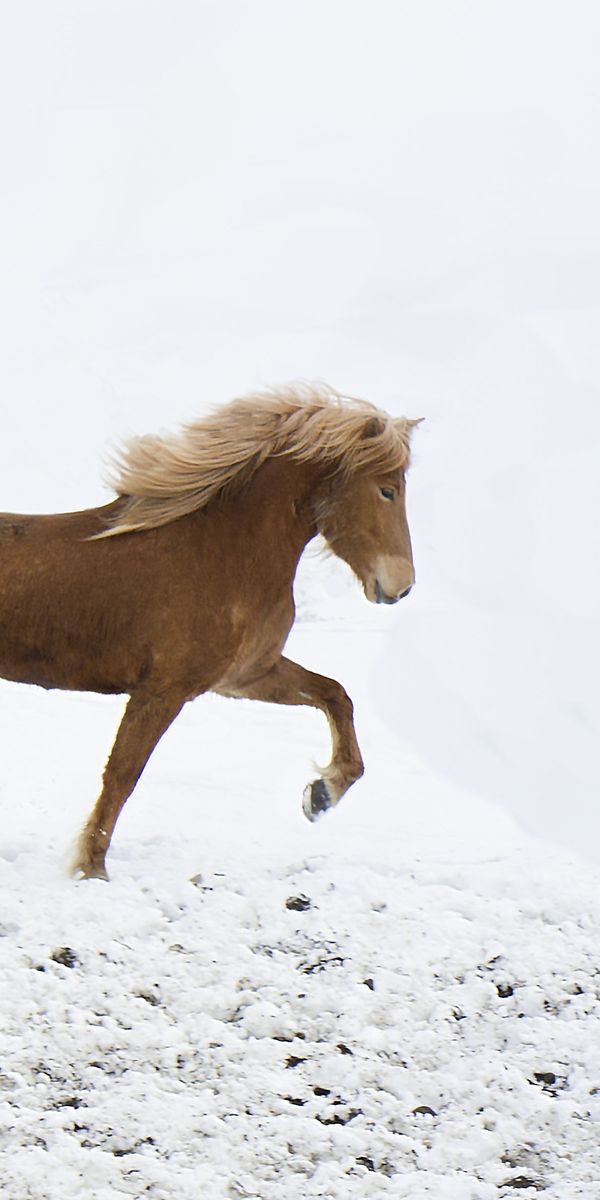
[367,556,415,605]
[374,578,412,605]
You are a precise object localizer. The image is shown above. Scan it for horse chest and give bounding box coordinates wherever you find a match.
[214,592,294,692]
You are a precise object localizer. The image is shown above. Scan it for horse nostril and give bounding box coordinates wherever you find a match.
[375,578,413,604]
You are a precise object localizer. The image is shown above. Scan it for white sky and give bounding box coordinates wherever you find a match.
[1,0,599,857]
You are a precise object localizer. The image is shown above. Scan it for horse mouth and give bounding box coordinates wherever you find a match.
[374,579,412,605]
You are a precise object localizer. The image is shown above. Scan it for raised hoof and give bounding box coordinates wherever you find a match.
[302,778,333,823]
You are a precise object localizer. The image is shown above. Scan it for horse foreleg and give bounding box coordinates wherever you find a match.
[231,655,364,821]
[71,692,183,880]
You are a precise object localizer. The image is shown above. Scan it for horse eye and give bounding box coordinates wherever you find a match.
[380,486,395,501]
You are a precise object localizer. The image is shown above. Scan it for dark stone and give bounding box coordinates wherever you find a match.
[50,947,79,968]
[285,894,311,912]
[113,1137,155,1157]
[316,1107,361,1126]
[301,955,345,974]
[533,1071,557,1088]
[136,989,160,1007]
[497,982,514,998]
[356,1156,375,1172]
[500,1177,543,1191]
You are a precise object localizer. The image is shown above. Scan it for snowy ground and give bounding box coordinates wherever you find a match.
[2,618,600,1199]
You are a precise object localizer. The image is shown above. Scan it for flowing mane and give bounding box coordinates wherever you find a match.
[100,383,416,536]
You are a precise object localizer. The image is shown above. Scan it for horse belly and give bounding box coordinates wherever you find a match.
[0,558,147,694]
[0,603,145,694]
[0,563,235,697]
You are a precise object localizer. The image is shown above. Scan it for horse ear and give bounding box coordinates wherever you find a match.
[396,417,425,431]
[363,415,385,438]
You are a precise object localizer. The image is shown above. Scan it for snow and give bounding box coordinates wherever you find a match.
[2,1,600,1195]
[2,625,600,1197]
[4,846,600,1199]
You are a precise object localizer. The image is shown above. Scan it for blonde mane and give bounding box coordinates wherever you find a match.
[100,383,417,536]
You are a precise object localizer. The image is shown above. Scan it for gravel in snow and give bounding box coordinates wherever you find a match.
[2,812,600,1198]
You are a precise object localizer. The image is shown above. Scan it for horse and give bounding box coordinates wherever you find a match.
[0,384,420,879]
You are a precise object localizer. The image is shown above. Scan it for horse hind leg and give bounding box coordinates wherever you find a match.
[227,655,364,821]
[70,691,183,880]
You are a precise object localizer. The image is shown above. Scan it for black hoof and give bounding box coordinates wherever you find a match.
[302,778,332,822]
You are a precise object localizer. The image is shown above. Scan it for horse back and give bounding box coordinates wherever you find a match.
[0,496,297,698]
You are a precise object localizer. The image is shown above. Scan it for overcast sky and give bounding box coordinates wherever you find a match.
[1,0,599,857]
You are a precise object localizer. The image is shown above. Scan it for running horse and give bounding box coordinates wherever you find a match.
[0,385,420,878]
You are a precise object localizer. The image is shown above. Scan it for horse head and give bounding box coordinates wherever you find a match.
[316,415,420,605]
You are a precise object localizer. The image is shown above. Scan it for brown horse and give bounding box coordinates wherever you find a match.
[0,385,420,879]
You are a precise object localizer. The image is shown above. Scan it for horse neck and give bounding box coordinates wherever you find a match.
[231,456,322,566]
